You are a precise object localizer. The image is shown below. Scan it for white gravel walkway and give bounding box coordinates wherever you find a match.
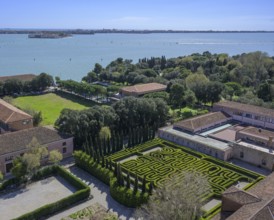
[47,166,134,220]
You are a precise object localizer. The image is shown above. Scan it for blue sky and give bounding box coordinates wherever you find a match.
[0,0,273,30]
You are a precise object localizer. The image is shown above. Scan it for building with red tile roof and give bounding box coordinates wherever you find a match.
[0,98,33,133]
[120,83,167,97]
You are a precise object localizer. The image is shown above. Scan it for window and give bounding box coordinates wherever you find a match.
[62,147,67,154]
[240,152,244,158]
[254,115,261,120]
[262,159,266,166]
[5,155,13,162]
[5,163,13,173]
[22,120,30,125]
[245,114,252,118]
[62,142,66,146]
[234,111,243,116]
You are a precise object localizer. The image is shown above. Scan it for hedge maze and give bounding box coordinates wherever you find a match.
[107,138,263,200]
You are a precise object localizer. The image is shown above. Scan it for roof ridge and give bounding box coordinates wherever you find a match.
[224,187,261,201]
[5,111,15,123]
[248,199,274,220]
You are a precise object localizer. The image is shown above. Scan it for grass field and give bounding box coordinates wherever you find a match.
[13,92,96,125]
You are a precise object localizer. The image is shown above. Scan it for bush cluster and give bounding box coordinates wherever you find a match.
[110,177,149,208]
[74,150,112,185]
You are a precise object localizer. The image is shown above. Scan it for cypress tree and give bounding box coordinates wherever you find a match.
[152,124,156,139]
[101,156,105,167]
[131,128,135,146]
[134,173,139,193]
[149,181,154,195]
[103,138,107,155]
[120,172,124,187]
[116,163,121,184]
[95,151,99,164]
[94,151,98,164]
[137,126,142,144]
[126,171,131,189]
[114,163,118,176]
[120,131,124,150]
[82,143,87,154]
[97,136,103,157]
[127,130,132,148]
[111,135,115,153]
[142,176,146,193]
[109,160,113,171]
[107,137,111,154]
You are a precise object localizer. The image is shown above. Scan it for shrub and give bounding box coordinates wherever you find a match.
[110,177,149,208]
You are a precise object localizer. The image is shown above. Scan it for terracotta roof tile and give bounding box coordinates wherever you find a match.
[174,112,231,132]
[120,83,166,95]
[0,99,32,123]
[223,186,261,205]
[214,101,274,118]
[0,74,36,82]
[239,126,274,141]
[0,126,71,155]
[224,173,274,220]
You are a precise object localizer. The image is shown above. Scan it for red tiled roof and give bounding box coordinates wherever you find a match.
[0,99,32,123]
[0,74,36,82]
[223,173,274,220]
[174,111,231,132]
[120,83,166,95]
[0,126,71,155]
[238,126,274,141]
[214,101,274,118]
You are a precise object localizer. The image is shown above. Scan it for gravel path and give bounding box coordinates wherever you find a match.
[0,176,76,220]
[47,166,134,220]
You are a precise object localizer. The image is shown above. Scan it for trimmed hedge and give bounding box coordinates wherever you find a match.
[74,150,149,208]
[74,151,113,185]
[13,165,90,220]
[0,177,22,192]
[14,189,89,220]
[110,177,149,208]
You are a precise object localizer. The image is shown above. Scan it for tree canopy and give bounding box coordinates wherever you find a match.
[135,171,211,220]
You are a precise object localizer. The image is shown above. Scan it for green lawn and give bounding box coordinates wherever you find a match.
[13,92,96,125]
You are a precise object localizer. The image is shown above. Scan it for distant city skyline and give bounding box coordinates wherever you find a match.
[0,0,273,31]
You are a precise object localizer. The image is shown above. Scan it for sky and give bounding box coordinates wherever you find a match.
[0,0,273,31]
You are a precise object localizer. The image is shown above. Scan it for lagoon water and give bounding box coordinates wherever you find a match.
[0,33,274,81]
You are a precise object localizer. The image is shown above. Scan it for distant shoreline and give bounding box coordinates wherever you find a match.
[0,29,274,35]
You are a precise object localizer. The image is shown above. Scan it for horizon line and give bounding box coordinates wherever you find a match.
[1,28,274,32]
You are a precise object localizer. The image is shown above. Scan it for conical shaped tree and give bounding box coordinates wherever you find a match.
[126,171,131,189]
[148,181,154,195]
[142,176,146,193]
[134,173,139,193]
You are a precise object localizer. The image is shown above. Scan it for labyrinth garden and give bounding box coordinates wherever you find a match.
[106,138,263,217]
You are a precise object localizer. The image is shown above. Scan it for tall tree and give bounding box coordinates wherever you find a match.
[169,83,185,108]
[135,171,211,220]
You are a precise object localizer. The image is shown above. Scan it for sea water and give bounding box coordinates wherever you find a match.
[0,33,274,81]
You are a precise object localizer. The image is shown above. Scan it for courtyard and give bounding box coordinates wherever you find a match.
[0,176,76,219]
